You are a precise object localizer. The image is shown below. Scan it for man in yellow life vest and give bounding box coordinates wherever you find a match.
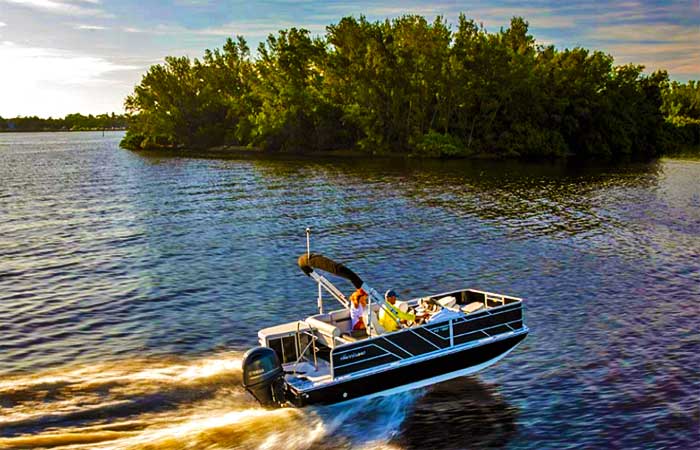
[378,289,416,333]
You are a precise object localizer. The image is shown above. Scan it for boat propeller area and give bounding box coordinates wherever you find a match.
[242,347,286,407]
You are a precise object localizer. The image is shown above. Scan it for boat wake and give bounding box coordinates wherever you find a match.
[0,353,515,449]
[0,353,417,449]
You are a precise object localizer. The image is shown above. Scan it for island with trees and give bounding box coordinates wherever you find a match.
[0,113,128,132]
[121,14,700,160]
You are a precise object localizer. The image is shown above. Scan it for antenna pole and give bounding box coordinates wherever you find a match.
[307,227,323,313]
[306,227,311,258]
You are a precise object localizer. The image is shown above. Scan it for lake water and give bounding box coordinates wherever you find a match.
[0,131,698,449]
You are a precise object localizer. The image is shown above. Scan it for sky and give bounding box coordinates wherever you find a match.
[0,0,698,118]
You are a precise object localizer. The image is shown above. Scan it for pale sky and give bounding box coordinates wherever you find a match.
[0,0,698,118]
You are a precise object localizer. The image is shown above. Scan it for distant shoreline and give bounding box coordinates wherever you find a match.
[1,113,128,134]
[0,128,126,133]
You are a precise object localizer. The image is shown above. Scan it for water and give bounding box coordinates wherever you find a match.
[0,131,698,449]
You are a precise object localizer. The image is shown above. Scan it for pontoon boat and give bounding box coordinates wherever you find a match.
[242,247,528,408]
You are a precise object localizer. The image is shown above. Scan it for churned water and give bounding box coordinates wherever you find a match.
[0,131,698,449]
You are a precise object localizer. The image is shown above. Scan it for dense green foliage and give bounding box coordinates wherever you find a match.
[663,80,700,121]
[122,14,697,159]
[0,113,127,132]
[661,80,700,155]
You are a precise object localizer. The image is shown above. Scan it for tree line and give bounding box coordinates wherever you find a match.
[121,14,700,160]
[0,113,128,132]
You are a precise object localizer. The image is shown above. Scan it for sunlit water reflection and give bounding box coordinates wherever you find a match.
[0,131,698,449]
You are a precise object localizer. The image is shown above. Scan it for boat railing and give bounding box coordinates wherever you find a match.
[328,298,526,379]
[477,290,521,306]
[450,299,522,325]
[292,322,319,372]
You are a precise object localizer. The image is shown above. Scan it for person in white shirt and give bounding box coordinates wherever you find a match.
[349,288,368,334]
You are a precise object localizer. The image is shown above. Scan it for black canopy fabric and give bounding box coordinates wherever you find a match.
[297,253,364,289]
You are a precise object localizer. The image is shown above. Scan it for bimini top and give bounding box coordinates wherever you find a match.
[297,253,363,289]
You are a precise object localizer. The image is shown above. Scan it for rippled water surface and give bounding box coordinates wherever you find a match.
[1,131,698,449]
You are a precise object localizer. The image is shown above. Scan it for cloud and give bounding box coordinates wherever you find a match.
[359,4,457,18]
[583,22,699,75]
[174,0,212,5]
[466,7,576,30]
[0,0,111,17]
[589,24,699,43]
[74,23,108,30]
[122,24,177,35]
[121,20,325,38]
[605,42,700,75]
[194,20,327,37]
[0,41,137,86]
[0,41,143,116]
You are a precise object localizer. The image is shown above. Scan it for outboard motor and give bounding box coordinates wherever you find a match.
[242,347,286,407]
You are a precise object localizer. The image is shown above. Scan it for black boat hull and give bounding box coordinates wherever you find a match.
[285,331,527,407]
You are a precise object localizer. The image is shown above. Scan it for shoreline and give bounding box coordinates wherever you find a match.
[661,155,700,162]
[126,144,408,160]
[125,144,700,164]
[0,128,127,133]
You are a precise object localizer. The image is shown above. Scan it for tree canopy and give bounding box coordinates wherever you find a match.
[121,14,699,160]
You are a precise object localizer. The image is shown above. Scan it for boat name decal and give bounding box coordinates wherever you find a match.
[434,325,449,333]
[339,350,367,361]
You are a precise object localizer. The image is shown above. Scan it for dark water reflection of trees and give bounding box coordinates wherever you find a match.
[242,156,663,239]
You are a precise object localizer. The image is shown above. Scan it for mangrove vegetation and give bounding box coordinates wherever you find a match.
[0,113,128,132]
[121,15,700,160]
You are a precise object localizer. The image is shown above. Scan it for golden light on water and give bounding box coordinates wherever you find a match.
[0,352,411,449]
[0,355,244,391]
[0,354,321,450]
[0,405,322,450]
[113,408,321,450]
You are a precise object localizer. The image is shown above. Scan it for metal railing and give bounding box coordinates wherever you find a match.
[293,322,318,373]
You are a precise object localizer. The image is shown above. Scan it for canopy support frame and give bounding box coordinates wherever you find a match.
[309,271,350,309]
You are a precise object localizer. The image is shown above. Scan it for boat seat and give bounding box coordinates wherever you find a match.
[437,296,458,310]
[306,317,341,348]
[340,330,368,342]
[328,309,353,334]
[461,301,485,314]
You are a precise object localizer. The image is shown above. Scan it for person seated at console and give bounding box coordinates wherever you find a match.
[379,289,424,332]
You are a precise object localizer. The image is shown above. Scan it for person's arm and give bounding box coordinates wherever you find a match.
[395,308,415,322]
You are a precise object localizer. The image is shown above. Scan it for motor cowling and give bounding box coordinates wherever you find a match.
[242,347,285,407]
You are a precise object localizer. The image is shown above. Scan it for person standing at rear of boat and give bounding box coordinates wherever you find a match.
[349,288,368,335]
[379,289,419,332]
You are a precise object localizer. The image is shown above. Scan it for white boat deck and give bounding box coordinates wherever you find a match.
[283,360,332,390]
